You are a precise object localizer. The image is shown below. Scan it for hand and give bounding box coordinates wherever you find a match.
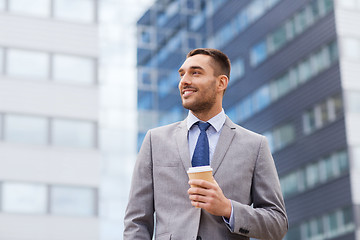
[188,179,231,218]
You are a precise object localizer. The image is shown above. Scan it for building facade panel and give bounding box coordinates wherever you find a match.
[0,143,100,186]
[0,214,98,240]
[0,79,98,120]
[0,14,98,57]
[0,1,100,239]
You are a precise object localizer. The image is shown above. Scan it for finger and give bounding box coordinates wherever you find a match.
[188,186,210,196]
[189,193,208,203]
[191,200,207,209]
[188,179,215,189]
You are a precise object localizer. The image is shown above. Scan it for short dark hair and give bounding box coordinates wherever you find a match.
[186,48,231,81]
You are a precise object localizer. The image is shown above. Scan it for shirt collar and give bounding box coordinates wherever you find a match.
[186,109,226,132]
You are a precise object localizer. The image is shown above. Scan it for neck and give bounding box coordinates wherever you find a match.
[191,106,222,122]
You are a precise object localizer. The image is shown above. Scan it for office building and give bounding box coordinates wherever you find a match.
[136,0,360,239]
[98,0,154,239]
[0,1,100,239]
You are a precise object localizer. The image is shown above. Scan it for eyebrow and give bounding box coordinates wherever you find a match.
[178,66,204,73]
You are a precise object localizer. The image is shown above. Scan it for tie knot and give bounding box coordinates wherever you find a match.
[197,122,211,132]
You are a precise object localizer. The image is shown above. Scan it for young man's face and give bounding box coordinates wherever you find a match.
[178,54,219,113]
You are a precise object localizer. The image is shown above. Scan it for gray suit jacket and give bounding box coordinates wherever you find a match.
[124,116,288,240]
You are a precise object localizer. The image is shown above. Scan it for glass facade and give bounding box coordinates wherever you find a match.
[284,206,354,240]
[9,0,50,17]
[4,114,48,145]
[209,0,281,48]
[0,113,96,149]
[7,49,49,80]
[264,123,295,153]
[1,47,96,85]
[228,41,338,124]
[281,150,348,198]
[2,182,47,214]
[1,0,97,22]
[0,181,97,216]
[303,94,343,135]
[53,0,96,23]
[251,0,334,66]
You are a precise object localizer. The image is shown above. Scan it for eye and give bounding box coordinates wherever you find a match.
[193,71,200,75]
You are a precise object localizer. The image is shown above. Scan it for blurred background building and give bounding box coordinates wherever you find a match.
[0,0,153,240]
[136,0,360,239]
[0,0,100,240]
[98,0,153,239]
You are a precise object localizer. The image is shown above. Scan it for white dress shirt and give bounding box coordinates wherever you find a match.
[187,109,226,162]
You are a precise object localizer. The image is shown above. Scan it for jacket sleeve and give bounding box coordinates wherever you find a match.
[123,131,154,240]
[231,136,288,240]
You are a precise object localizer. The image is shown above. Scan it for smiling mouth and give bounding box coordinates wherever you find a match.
[182,89,196,97]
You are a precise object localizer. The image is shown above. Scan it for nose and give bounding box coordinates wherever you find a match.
[179,73,191,87]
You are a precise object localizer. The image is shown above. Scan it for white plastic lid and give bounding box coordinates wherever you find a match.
[187,166,213,173]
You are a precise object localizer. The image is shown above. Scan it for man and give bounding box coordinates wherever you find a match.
[124,48,288,240]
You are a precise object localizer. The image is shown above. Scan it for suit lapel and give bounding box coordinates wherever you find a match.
[211,116,236,175]
[175,119,191,172]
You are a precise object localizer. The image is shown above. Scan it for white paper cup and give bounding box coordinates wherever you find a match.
[187,166,214,187]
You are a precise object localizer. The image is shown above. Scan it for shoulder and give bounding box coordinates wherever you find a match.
[147,120,185,136]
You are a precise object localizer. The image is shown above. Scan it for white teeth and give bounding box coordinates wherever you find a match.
[183,90,193,96]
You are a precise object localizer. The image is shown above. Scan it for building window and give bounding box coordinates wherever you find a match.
[3,47,97,85]
[53,0,96,23]
[263,123,295,153]
[0,0,5,11]
[210,0,279,49]
[138,27,155,48]
[4,114,48,145]
[230,58,245,83]
[50,186,96,216]
[1,182,47,214]
[280,150,349,199]
[190,11,205,30]
[7,49,49,80]
[8,0,50,17]
[138,91,154,110]
[250,0,334,67]
[267,25,287,54]
[253,85,270,111]
[303,94,343,135]
[229,41,338,124]
[250,41,267,66]
[53,54,96,85]
[52,119,96,148]
[284,206,354,240]
[181,0,200,13]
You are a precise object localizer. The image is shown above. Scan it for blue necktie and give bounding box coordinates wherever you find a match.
[192,122,211,167]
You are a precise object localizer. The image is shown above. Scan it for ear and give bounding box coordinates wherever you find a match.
[217,75,228,93]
